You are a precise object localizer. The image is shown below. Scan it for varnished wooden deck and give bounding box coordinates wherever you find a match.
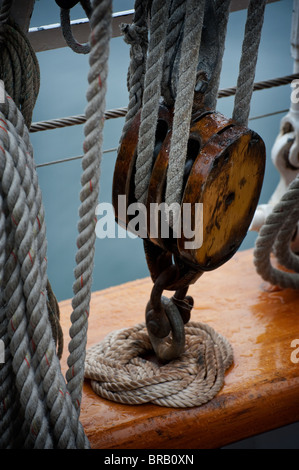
[59,249,299,449]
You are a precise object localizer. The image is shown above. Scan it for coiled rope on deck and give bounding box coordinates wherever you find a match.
[85,322,233,408]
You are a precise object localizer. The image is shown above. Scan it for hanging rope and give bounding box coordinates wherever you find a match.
[0,92,88,449]
[0,0,117,448]
[60,0,92,55]
[232,0,267,125]
[66,0,113,424]
[164,0,205,213]
[120,0,149,140]
[134,0,170,204]
[204,0,231,109]
[0,19,40,128]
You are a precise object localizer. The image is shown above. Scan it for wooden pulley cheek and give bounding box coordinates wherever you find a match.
[112,104,172,231]
[178,125,266,270]
[146,109,236,252]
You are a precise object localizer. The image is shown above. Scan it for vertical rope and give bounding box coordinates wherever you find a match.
[0,0,12,24]
[120,0,149,139]
[134,0,170,204]
[66,0,113,441]
[232,0,267,125]
[161,0,187,107]
[204,0,231,109]
[165,0,206,212]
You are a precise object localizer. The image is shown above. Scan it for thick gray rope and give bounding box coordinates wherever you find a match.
[0,93,92,449]
[0,21,40,129]
[164,0,206,213]
[161,0,187,107]
[232,0,267,125]
[66,0,113,438]
[134,0,170,204]
[204,0,231,109]
[0,95,76,448]
[120,0,149,139]
[0,2,90,448]
[253,175,299,289]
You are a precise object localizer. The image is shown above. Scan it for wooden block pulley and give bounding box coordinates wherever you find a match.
[112,105,266,274]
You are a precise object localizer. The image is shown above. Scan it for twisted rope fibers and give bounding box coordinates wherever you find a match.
[232,0,267,125]
[164,0,206,213]
[66,0,113,436]
[0,0,97,449]
[85,322,233,408]
[253,175,299,289]
[28,74,299,134]
[134,0,171,204]
[120,0,149,140]
[0,94,85,448]
[0,21,40,129]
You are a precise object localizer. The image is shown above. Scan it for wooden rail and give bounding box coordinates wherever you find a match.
[59,249,299,449]
[27,0,280,53]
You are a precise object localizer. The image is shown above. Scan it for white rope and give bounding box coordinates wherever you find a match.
[253,175,299,289]
[65,0,113,436]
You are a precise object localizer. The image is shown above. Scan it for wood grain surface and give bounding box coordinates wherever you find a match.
[59,249,299,449]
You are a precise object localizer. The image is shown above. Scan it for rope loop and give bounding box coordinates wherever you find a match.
[254,175,299,290]
[60,0,92,54]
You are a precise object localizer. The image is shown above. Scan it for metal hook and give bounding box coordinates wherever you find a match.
[145,264,194,362]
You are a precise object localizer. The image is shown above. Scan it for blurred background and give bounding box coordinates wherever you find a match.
[29,0,298,448]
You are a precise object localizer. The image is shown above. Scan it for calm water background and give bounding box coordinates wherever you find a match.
[30,0,294,303]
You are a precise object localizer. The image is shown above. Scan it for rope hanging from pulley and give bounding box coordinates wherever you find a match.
[84,0,267,408]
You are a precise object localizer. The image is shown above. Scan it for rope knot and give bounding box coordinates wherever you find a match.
[120,23,148,63]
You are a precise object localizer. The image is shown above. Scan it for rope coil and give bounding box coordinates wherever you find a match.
[253,175,299,289]
[85,321,233,408]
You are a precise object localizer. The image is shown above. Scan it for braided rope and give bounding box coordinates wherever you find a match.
[0,94,87,448]
[134,0,170,204]
[85,321,233,408]
[161,0,187,107]
[232,0,267,125]
[164,0,205,213]
[0,21,40,129]
[253,175,299,290]
[65,0,113,432]
[204,0,231,109]
[120,0,149,140]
